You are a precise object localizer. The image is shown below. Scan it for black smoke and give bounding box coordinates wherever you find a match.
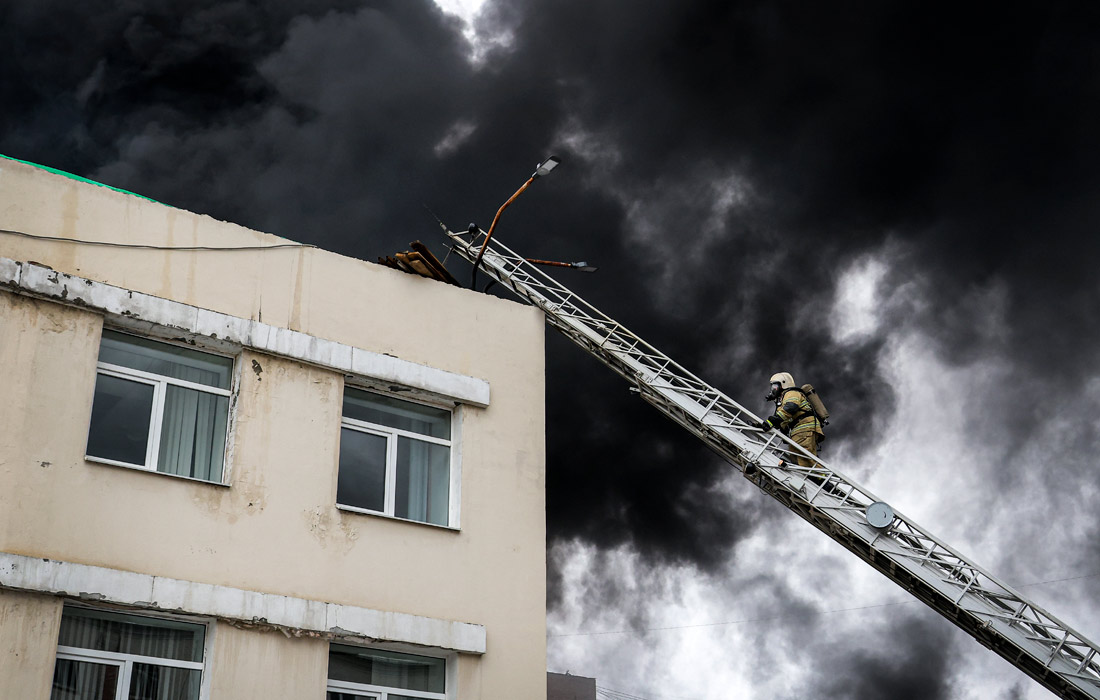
[810,613,957,700]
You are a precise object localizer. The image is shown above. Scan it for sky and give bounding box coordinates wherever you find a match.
[2,1,1099,698]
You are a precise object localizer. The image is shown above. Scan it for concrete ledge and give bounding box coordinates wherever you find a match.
[0,552,486,654]
[0,258,490,407]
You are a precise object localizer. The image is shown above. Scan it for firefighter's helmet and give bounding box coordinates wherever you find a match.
[769,372,796,389]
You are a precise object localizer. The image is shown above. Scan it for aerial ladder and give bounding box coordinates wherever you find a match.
[441,224,1100,700]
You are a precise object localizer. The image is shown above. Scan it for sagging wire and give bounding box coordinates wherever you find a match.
[548,570,1100,638]
[596,684,694,700]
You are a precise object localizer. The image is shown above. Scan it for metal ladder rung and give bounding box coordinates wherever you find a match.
[447,230,1100,700]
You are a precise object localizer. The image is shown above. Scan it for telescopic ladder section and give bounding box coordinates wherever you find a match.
[445,227,1100,700]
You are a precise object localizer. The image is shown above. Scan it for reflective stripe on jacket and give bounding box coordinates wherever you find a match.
[775,388,821,437]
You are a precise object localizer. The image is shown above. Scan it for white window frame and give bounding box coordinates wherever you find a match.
[54,647,205,698]
[326,678,444,699]
[325,644,451,700]
[52,607,213,700]
[85,329,236,483]
[338,388,461,529]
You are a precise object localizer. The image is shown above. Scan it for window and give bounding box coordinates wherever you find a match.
[338,387,454,527]
[50,606,206,700]
[326,644,446,700]
[86,330,234,482]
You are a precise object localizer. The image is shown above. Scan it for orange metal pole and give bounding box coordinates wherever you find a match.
[524,258,574,268]
[471,177,534,285]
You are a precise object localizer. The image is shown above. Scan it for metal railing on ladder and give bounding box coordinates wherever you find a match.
[444,224,1100,700]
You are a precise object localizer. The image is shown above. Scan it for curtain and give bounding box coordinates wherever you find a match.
[57,608,204,661]
[98,331,231,391]
[52,661,200,700]
[396,438,449,526]
[158,387,227,480]
[328,644,445,693]
[128,664,200,700]
[52,609,203,700]
[52,659,118,700]
[342,388,450,439]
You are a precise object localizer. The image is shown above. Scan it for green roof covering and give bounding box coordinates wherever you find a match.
[0,153,160,204]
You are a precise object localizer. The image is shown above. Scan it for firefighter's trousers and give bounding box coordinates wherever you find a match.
[791,430,819,468]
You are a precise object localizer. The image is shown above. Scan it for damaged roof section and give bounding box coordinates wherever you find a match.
[378,241,461,286]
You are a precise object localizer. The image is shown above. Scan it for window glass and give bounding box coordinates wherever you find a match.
[337,429,388,513]
[343,388,450,439]
[127,664,201,700]
[99,330,232,389]
[328,645,445,693]
[87,331,233,482]
[394,439,450,526]
[52,659,119,700]
[87,375,154,466]
[58,607,206,663]
[339,388,454,527]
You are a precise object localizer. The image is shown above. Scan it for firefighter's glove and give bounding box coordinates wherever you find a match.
[759,416,781,431]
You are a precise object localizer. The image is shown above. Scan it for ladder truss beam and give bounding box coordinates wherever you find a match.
[448,229,1100,699]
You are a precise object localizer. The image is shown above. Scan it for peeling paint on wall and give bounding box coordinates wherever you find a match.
[0,257,490,407]
[0,551,486,654]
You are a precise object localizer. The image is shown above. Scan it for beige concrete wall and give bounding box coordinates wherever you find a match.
[209,625,328,699]
[0,158,546,699]
[0,589,63,700]
[0,156,536,380]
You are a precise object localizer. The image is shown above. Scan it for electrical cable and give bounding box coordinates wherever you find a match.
[596,684,695,700]
[597,687,653,700]
[549,570,1100,638]
[551,600,918,638]
[0,228,316,251]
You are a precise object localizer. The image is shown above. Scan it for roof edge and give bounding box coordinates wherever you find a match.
[0,153,160,204]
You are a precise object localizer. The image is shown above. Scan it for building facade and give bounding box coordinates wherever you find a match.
[0,156,547,699]
[547,672,597,700]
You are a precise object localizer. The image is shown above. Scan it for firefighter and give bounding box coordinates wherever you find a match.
[759,371,823,467]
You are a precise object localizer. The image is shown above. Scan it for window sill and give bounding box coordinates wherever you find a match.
[85,456,230,488]
[335,503,459,532]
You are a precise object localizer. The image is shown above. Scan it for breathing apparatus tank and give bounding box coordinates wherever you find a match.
[800,383,829,425]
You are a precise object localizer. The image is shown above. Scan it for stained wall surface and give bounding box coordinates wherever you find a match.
[208,626,329,700]
[0,589,63,700]
[0,157,547,700]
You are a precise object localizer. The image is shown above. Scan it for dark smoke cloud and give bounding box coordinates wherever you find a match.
[489,0,1100,576]
[4,1,1100,693]
[808,613,957,700]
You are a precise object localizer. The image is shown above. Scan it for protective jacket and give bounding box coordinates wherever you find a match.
[773,388,823,438]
